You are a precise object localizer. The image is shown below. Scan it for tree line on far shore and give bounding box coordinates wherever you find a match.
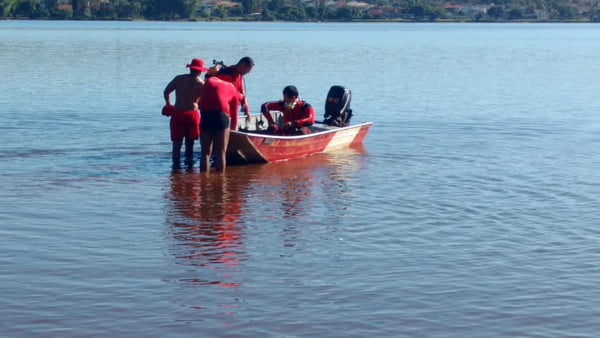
[1,0,599,22]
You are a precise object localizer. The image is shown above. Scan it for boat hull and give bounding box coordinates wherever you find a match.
[226,121,372,165]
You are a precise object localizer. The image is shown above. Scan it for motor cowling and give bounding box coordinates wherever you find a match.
[324,85,353,127]
[324,86,352,127]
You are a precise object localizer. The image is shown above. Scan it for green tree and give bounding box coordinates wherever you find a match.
[180,0,198,18]
[95,1,118,19]
[335,6,358,20]
[72,0,87,17]
[507,7,523,19]
[144,0,177,19]
[591,1,600,21]
[15,0,38,17]
[261,8,275,20]
[277,4,307,20]
[42,0,59,17]
[115,0,143,19]
[545,0,575,19]
[408,5,425,18]
[423,2,446,20]
[241,0,255,14]
[266,0,284,11]
[487,5,505,18]
[213,4,228,18]
[313,0,327,19]
[305,5,318,19]
[553,3,575,18]
[57,6,73,18]
[0,0,19,17]
[229,5,243,16]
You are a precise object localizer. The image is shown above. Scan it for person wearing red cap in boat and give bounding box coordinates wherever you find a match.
[260,85,315,135]
[198,76,241,173]
[212,56,254,120]
[162,58,207,168]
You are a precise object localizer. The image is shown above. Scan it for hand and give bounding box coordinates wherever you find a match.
[267,124,279,134]
[162,104,174,116]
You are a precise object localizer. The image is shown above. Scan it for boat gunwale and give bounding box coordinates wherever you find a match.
[231,120,374,140]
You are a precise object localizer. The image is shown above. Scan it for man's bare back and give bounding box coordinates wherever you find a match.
[164,74,204,111]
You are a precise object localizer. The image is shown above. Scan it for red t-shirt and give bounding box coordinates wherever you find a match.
[200,77,240,130]
[216,66,244,96]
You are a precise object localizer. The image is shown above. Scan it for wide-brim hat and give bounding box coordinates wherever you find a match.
[186,58,208,72]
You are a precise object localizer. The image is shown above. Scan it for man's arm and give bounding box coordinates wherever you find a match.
[163,78,177,105]
[295,103,316,127]
[216,70,250,118]
[260,101,281,125]
[237,77,251,118]
[241,92,250,117]
[228,86,240,130]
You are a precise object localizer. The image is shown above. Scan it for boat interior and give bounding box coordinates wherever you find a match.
[235,111,337,135]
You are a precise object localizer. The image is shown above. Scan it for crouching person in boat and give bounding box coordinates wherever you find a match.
[199,76,240,173]
[261,85,315,136]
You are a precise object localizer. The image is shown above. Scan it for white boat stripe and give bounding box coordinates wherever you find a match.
[323,127,361,152]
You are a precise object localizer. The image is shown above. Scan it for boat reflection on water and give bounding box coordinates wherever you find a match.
[319,144,368,218]
[246,144,368,250]
[164,144,368,286]
[249,144,368,220]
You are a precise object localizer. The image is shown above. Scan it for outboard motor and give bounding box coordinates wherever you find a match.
[324,85,353,127]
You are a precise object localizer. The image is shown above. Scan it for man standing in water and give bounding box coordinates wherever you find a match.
[162,58,207,168]
[199,76,240,173]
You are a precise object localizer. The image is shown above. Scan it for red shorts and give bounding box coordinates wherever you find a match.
[170,110,200,141]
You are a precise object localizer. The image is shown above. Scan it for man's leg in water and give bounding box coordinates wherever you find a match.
[172,139,183,168]
[184,137,195,166]
[213,127,230,172]
[200,131,213,172]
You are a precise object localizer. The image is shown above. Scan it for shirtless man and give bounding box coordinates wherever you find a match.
[163,58,207,168]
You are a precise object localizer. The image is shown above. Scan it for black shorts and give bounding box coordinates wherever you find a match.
[200,110,230,130]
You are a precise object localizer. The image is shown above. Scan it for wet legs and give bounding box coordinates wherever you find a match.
[173,138,195,168]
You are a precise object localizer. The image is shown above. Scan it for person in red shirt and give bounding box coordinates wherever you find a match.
[198,76,240,173]
[215,56,254,120]
[260,85,315,135]
[162,58,206,168]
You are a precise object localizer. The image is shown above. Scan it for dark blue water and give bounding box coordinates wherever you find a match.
[2,21,600,337]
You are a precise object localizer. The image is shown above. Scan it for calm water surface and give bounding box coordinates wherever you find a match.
[2,21,600,337]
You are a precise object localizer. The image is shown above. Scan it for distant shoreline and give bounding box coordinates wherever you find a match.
[0,17,597,23]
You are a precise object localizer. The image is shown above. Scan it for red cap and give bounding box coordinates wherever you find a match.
[186,58,208,72]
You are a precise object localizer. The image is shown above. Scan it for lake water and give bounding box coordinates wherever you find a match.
[2,21,600,337]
